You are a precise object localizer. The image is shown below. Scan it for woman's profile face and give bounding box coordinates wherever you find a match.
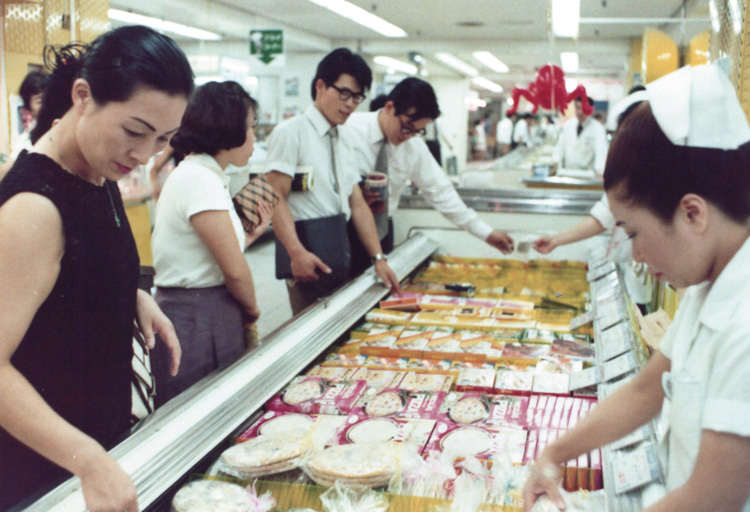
[29,93,44,119]
[228,106,257,167]
[74,83,187,184]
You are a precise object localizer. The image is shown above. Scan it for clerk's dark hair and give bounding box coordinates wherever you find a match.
[31,25,194,144]
[311,47,372,100]
[19,71,50,110]
[171,81,257,156]
[604,101,750,223]
[387,77,441,120]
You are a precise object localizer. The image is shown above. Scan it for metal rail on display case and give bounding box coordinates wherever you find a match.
[25,234,440,512]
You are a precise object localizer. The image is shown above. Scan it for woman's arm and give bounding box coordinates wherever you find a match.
[190,210,260,322]
[0,193,138,512]
[524,351,670,510]
[135,289,181,376]
[532,216,606,254]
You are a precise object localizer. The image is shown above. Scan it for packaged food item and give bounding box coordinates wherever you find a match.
[392,328,433,358]
[305,365,356,382]
[265,377,367,415]
[236,411,317,443]
[220,431,309,478]
[422,330,462,359]
[365,309,413,325]
[335,413,436,452]
[354,387,446,420]
[438,392,529,430]
[398,372,454,392]
[379,296,421,311]
[532,372,571,396]
[359,327,402,356]
[349,368,405,389]
[172,479,254,512]
[304,441,401,489]
[501,343,551,363]
[425,422,528,463]
[455,367,496,393]
[549,338,596,364]
[494,370,534,396]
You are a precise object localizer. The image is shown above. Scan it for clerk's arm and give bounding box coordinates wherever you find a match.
[533,216,605,254]
[0,193,138,512]
[643,430,750,512]
[265,170,330,282]
[349,184,400,291]
[524,351,670,510]
[191,210,260,323]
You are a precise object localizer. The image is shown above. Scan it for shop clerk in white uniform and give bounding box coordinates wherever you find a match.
[344,77,514,275]
[552,96,608,176]
[524,63,750,512]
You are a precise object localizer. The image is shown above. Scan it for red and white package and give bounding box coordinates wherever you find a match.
[438,392,529,430]
[425,421,528,462]
[265,377,367,416]
[335,412,436,452]
[399,372,454,392]
[354,387,446,420]
[494,370,534,395]
[456,367,496,393]
[349,368,406,390]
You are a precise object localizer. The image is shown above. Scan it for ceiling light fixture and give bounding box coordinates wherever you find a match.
[108,9,222,41]
[560,52,579,72]
[728,0,742,34]
[306,0,406,37]
[373,56,417,75]
[472,77,504,93]
[552,0,580,38]
[472,51,509,73]
[435,53,479,76]
[709,0,721,32]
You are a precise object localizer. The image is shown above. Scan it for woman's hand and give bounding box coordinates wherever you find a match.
[135,289,181,376]
[78,448,139,512]
[532,235,558,254]
[523,456,566,512]
[244,201,274,248]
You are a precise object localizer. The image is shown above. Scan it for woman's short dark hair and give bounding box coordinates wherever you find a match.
[170,81,257,156]
[32,25,194,144]
[604,102,750,223]
[19,71,50,110]
[310,47,372,100]
[387,77,441,120]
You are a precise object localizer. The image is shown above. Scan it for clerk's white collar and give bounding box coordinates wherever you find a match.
[305,104,336,138]
[183,153,230,186]
[697,234,750,331]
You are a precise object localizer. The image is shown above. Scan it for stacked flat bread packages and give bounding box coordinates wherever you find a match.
[175,256,607,511]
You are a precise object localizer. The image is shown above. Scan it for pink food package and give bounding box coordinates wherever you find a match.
[305,365,357,382]
[335,412,436,452]
[531,372,571,396]
[265,377,367,416]
[399,372,454,392]
[349,368,406,389]
[438,392,529,429]
[455,367,496,393]
[494,370,534,396]
[354,387,446,420]
[523,428,539,464]
[235,411,346,446]
[425,421,528,462]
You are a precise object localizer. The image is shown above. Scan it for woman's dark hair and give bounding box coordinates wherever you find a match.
[310,47,372,100]
[387,77,441,120]
[19,71,50,110]
[170,81,257,156]
[604,101,750,223]
[31,25,194,144]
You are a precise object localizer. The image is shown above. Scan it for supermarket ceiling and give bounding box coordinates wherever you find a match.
[109,0,712,93]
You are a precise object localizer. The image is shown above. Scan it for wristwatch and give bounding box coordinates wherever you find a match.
[372,253,387,263]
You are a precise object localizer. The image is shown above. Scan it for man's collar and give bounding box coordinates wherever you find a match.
[305,104,335,137]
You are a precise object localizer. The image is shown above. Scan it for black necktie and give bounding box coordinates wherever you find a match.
[577,123,583,137]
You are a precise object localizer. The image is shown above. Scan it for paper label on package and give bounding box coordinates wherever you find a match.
[586,261,616,282]
[569,310,595,330]
[602,352,637,382]
[599,326,631,361]
[611,425,652,451]
[568,367,601,391]
[613,443,661,494]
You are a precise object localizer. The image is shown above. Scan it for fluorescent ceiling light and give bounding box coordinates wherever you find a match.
[195,75,223,85]
[552,0,580,38]
[472,77,504,93]
[307,0,406,37]
[472,51,509,73]
[373,56,417,75]
[565,78,579,92]
[108,9,222,41]
[560,52,579,72]
[709,0,721,32]
[435,53,478,76]
[729,0,742,34]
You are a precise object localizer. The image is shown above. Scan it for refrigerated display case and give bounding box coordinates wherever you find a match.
[27,232,663,512]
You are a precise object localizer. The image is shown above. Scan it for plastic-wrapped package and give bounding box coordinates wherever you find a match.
[447,472,487,512]
[530,489,606,512]
[486,450,529,506]
[300,441,401,489]
[319,481,389,512]
[171,479,258,512]
[219,429,310,478]
[389,448,457,499]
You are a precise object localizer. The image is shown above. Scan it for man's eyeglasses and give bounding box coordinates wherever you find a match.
[398,116,427,136]
[329,84,366,104]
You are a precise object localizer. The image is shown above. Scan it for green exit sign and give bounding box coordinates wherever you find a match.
[250,30,283,64]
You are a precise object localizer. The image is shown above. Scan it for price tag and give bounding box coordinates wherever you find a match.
[602,352,637,381]
[613,443,661,494]
[600,326,631,361]
[569,366,601,391]
[611,425,651,451]
[587,261,616,282]
[569,310,595,330]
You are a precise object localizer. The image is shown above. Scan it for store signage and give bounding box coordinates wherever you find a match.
[250,30,283,64]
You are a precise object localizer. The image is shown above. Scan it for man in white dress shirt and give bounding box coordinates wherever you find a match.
[552,96,608,176]
[496,113,515,156]
[265,48,399,314]
[344,77,514,275]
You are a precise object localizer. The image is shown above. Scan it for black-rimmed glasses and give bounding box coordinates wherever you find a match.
[398,116,427,136]
[329,84,366,104]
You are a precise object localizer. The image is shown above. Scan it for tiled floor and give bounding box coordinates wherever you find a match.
[243,238,294,339]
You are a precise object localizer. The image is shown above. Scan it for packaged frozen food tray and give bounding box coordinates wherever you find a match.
[172,479,253,512]
[265,377,367,415]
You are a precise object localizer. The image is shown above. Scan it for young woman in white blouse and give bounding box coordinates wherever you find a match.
[150,81,272,407]
[524,64,750,512]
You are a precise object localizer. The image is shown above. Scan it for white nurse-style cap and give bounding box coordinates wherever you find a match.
[605,90,648,132]
[645,63,750,150]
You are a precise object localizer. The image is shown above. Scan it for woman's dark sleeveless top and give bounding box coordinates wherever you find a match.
[0,152,139,509]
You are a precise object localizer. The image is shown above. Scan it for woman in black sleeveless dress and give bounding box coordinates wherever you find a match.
[0,26,193,512]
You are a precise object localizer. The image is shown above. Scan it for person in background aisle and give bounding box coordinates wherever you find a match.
[0,71,50,181]
[496,112,515,156]
[524,63,750,512]
[0,25,191,512]
[532,90,648,254]
[345,77,514,277]
[472,118,488,160]
[484,113,497,158]
[512,112,529,148]
[552,95,607,176]
[265,48,399,315]
[150,81,271,408]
